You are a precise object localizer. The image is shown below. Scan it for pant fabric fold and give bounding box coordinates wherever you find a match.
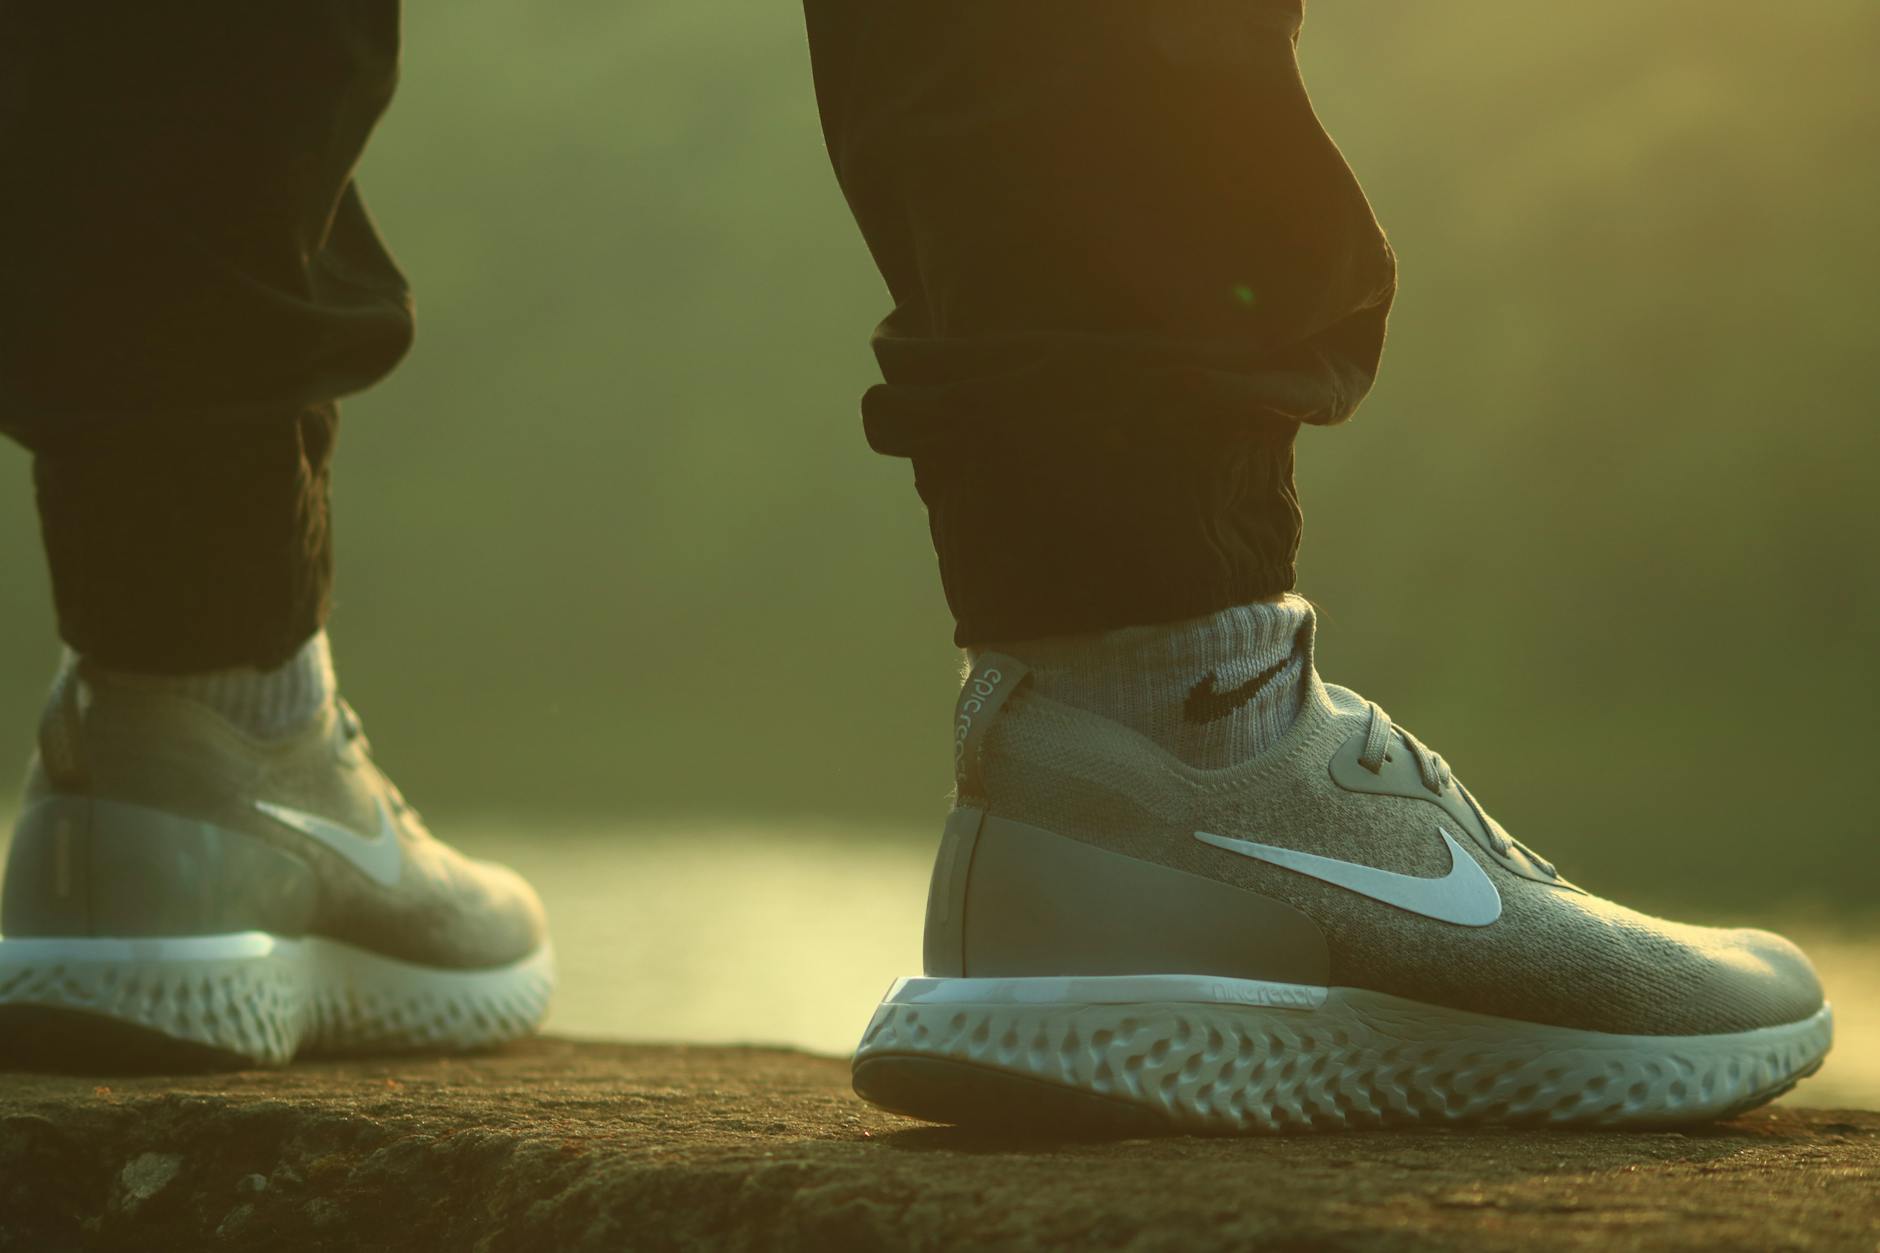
[2,0,1394,665]
[1,2,408,671]
[806,0,1395,644]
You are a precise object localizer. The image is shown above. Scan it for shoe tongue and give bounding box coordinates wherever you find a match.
[953,655,1030,799]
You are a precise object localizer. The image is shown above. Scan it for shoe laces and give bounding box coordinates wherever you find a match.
[1358,700,1452,794]
[337,698,416,820]
[1356,699,1556,877]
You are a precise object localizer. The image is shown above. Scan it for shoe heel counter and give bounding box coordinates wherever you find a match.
[3,797,88,933]
[943,812,1331,986]
[922,806,985,977]
[3,796,318,938]
[925,653,1040,977]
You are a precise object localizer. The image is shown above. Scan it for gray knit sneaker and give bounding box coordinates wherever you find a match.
[0,665,553,1067]
[852,616,1832,1132]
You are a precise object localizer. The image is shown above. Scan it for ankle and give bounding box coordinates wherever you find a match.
[977,596,1315,769]
[68,630,336,741]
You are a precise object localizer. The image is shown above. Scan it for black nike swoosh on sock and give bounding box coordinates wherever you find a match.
[1184,654,1294,725]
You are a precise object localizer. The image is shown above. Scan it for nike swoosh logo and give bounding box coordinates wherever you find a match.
[1193,825,1501,927]
[255,797,404,888]
[1184,656,1291,725]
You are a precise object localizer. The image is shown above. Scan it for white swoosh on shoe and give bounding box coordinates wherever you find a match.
[1194,825,1501,927]
[255,797,404,888]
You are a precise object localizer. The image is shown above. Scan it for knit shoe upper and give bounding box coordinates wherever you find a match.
[961,636,1824,1039]
[3,665,547,972]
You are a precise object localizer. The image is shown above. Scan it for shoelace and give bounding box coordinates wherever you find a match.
[1357,699,1452,794]
[337,698,417,820]
[1356,698,1557,878]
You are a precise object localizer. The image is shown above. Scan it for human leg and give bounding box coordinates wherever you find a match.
[0,3,553,1065]
[808,1,1830,1130]
[804,0,1393,646]
[2,1,414,674]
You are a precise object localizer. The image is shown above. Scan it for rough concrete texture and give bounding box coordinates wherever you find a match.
[0,1039,1874,1252]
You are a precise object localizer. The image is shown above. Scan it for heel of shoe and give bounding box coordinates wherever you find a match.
[921,808,1330,985]
[1,796,319,1066]
[2,795,317,939]
[0,932,309,1067]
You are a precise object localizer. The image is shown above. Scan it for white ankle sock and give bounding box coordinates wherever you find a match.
[980,595,1314,769]
[70,631,337,741]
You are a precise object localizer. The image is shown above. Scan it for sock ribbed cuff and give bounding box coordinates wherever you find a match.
[977,595,1315,768]
[70,630,336,741]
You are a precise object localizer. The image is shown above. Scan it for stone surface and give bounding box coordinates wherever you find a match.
[0,1039,1873,1252]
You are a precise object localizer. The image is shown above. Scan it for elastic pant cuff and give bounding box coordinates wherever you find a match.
[32,407,337,674]
[912,412,1301,647]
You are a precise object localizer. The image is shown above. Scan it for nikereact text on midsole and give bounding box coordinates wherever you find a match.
[851,974,1834,1132]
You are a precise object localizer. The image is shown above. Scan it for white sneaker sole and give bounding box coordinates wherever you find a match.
[852,975,1834,1133]
[0,932,555,1067]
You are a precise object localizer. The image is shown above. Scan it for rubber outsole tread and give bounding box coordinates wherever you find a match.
[851,989,1834,1134]
[0,934,554,1068]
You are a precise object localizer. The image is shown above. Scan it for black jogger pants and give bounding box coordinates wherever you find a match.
[0,1,1394,671]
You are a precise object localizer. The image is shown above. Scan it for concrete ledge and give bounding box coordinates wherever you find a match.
[1,1039,1874,1251]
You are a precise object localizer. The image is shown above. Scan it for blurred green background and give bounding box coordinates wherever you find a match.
[2,1,1875,918]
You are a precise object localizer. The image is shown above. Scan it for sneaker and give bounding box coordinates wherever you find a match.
[851,620,1832,1132]
[0,665,554,1067]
